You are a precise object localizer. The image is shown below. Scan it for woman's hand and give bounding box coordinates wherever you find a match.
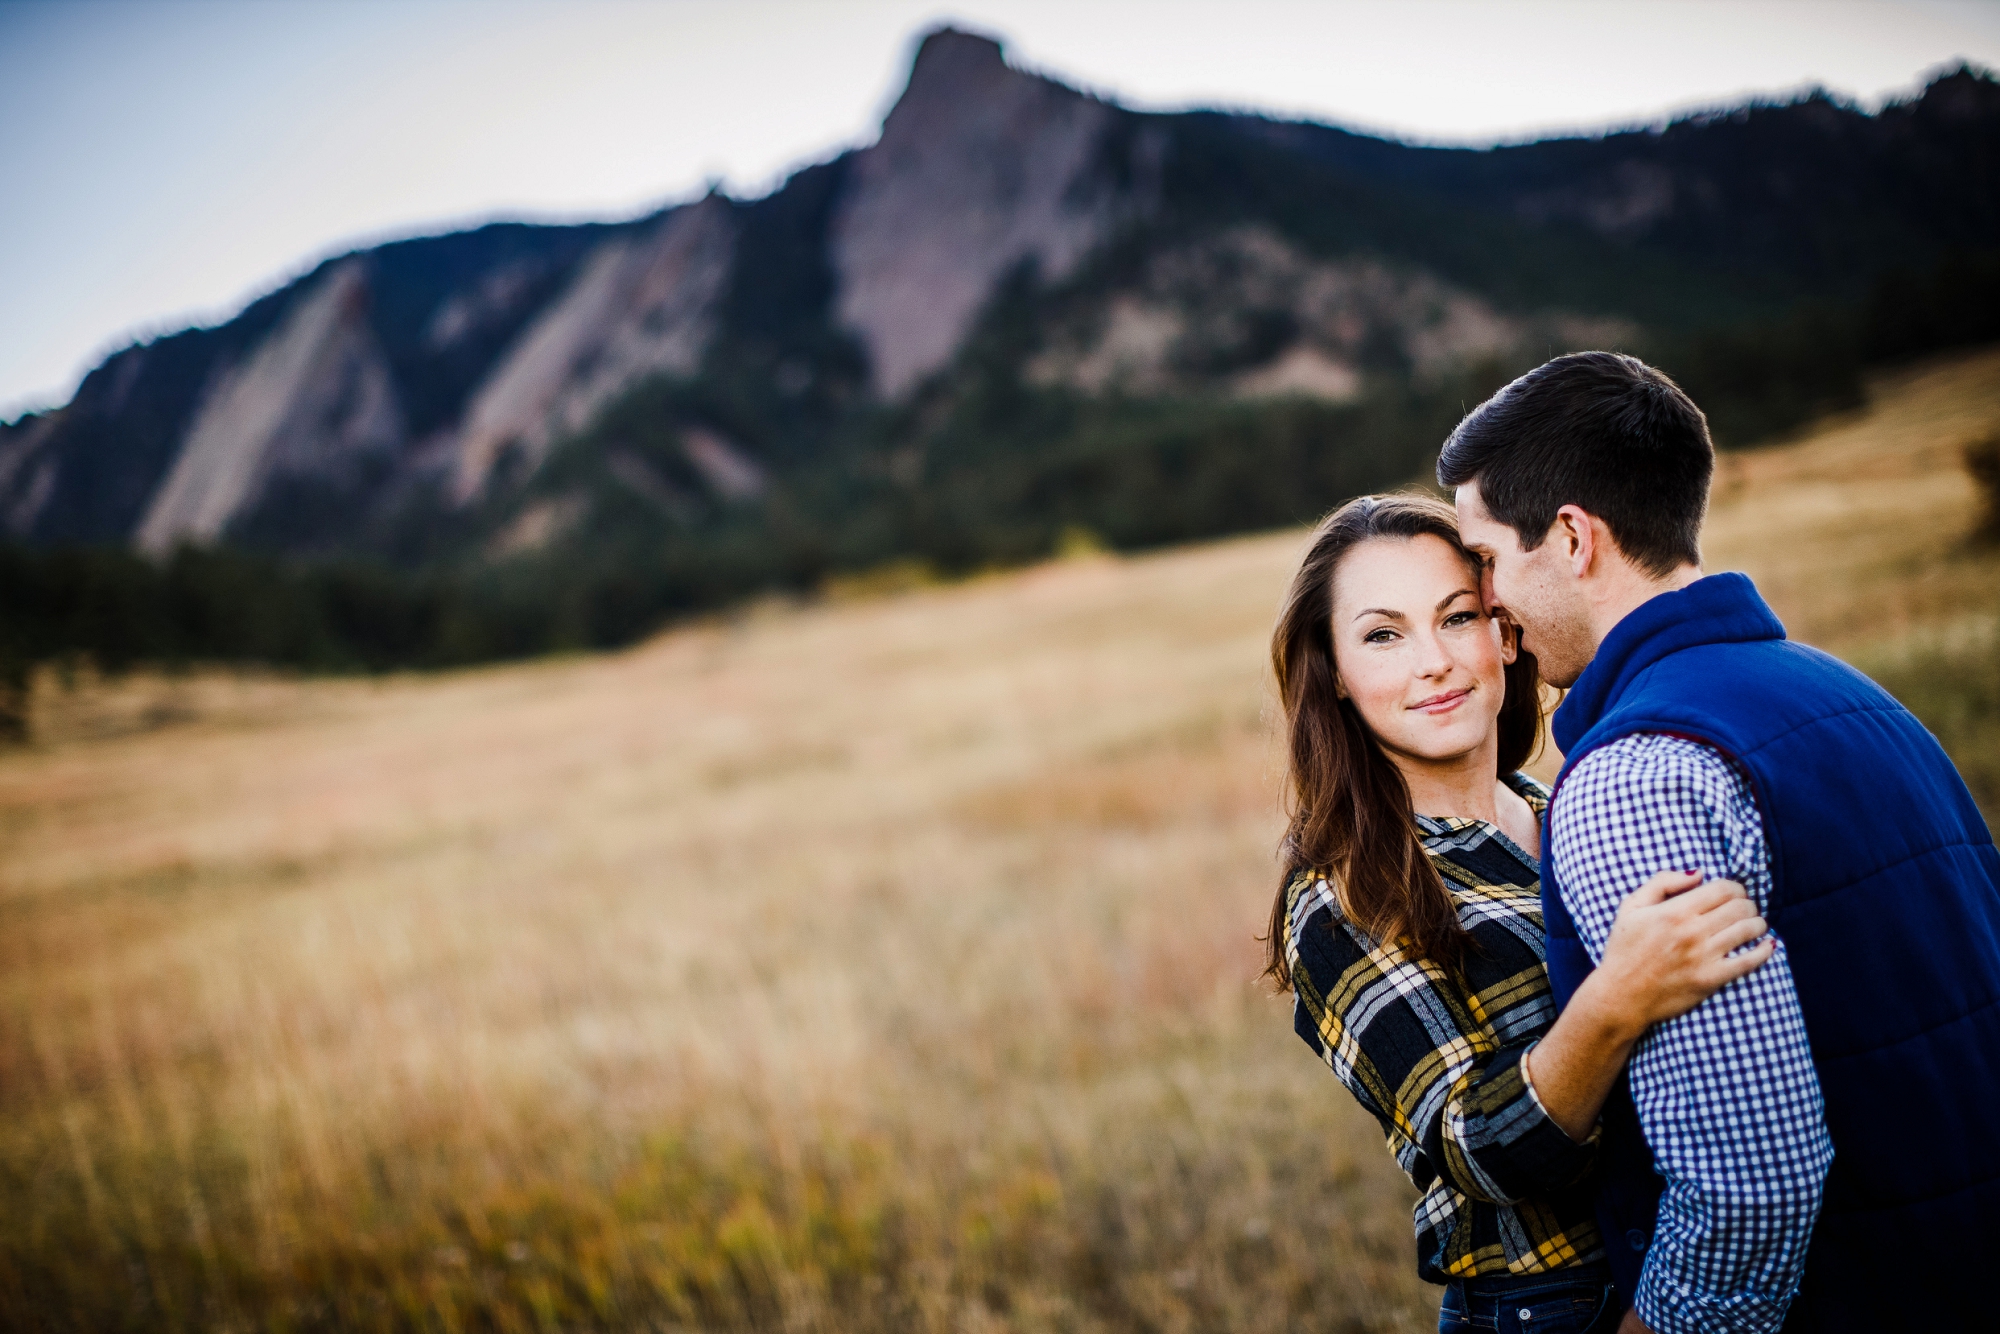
[1587,870,1775,1039]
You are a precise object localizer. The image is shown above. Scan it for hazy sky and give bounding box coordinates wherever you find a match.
[4,0,1998,418]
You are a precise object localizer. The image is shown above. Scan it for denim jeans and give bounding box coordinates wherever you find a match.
[1438,1262,1621,1334]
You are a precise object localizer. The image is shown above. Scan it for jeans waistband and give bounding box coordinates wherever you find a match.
[1452,1260,1612,1299]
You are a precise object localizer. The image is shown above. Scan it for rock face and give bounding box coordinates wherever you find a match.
[2,31,1993,565]
[0,414,59,538]
[1029,226,1632,400]
[449,195,736,502]
[136,261,404,554]
[830,30,1158,397]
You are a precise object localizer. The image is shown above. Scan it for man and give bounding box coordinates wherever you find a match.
[1441,352,1999,1333]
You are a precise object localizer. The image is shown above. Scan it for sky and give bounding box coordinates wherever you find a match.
[3,0,1998,419]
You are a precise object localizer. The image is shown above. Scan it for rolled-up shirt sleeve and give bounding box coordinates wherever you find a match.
[1288,876,1599,1206]
[1549,735,1833,1334]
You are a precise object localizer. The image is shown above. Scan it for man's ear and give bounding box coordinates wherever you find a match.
[1554,504,1596,578]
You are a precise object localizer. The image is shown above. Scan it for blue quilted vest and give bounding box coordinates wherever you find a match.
[1541,573,2000,1331]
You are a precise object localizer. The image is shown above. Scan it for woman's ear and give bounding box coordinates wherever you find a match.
[1496,614,1521,666]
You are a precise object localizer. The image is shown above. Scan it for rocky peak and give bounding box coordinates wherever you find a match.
[830,27,1149,398]
[881,28,1012,139]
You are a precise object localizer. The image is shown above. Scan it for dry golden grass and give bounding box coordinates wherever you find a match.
[1702,346,2000,651]
[0,542,1431,1332]
[4,346,1998,1332]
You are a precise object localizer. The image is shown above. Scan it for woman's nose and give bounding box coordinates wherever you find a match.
[1414,634,1452,678]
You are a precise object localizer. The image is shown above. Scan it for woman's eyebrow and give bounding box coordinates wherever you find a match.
[1352,607,1405,622]
[1437,588,1479,611]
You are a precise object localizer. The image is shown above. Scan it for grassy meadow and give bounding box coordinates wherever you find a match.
[4,346,1999,1332]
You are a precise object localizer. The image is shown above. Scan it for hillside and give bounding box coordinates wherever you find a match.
[3,343,1996,1329]
[1705,346,2000,650]
[1,30,1995,660]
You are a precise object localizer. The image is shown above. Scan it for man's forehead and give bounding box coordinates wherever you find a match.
[1452,486,1498,532]
[1451,485,1511,557]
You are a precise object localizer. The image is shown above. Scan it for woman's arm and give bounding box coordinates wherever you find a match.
[1289,874,1595,1205]
[1521,870,1773,1142]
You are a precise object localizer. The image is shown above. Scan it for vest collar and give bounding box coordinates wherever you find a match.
[1551,571,1786,753]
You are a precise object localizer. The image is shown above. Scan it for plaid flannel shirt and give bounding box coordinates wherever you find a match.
[1285,772,1606,1283]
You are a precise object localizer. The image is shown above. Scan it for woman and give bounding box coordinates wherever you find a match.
[1264,495,1772,1334]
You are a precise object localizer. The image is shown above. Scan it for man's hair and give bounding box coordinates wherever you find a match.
[1436,351,1713,577]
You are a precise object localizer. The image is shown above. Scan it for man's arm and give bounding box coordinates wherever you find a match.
[1550,735,1833,1334]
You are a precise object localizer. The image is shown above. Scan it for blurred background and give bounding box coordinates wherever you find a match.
[2,1,1997,1329]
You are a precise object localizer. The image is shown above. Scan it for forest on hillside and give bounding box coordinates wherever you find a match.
[2,246,1996,706]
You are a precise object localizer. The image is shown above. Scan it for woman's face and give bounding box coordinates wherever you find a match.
[1328,533,1515,772]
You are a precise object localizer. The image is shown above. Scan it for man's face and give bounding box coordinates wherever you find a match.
[1453,481,1597,687]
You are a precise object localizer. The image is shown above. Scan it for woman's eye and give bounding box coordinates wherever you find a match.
[1443,611,1480,628]
[1363,628,1397,644]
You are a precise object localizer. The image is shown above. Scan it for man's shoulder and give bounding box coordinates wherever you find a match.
[1553,733,1751,832]
[1564,731,1738,787]
[1619,635,1896,735]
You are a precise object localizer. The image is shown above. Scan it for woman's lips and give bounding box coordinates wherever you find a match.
[1409,687,1471,715]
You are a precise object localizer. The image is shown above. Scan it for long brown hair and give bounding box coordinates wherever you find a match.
[1262,494,1543,988]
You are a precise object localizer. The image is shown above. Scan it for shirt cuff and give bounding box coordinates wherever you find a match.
[1454,1042,1600,1199]
[1517,1037,1598,1148]
[1636,1264,1795,1334]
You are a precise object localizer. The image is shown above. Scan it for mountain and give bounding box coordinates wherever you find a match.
[2,29,1997,664]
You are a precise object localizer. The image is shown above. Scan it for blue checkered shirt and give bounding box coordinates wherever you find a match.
[1548,734,1833,1334]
